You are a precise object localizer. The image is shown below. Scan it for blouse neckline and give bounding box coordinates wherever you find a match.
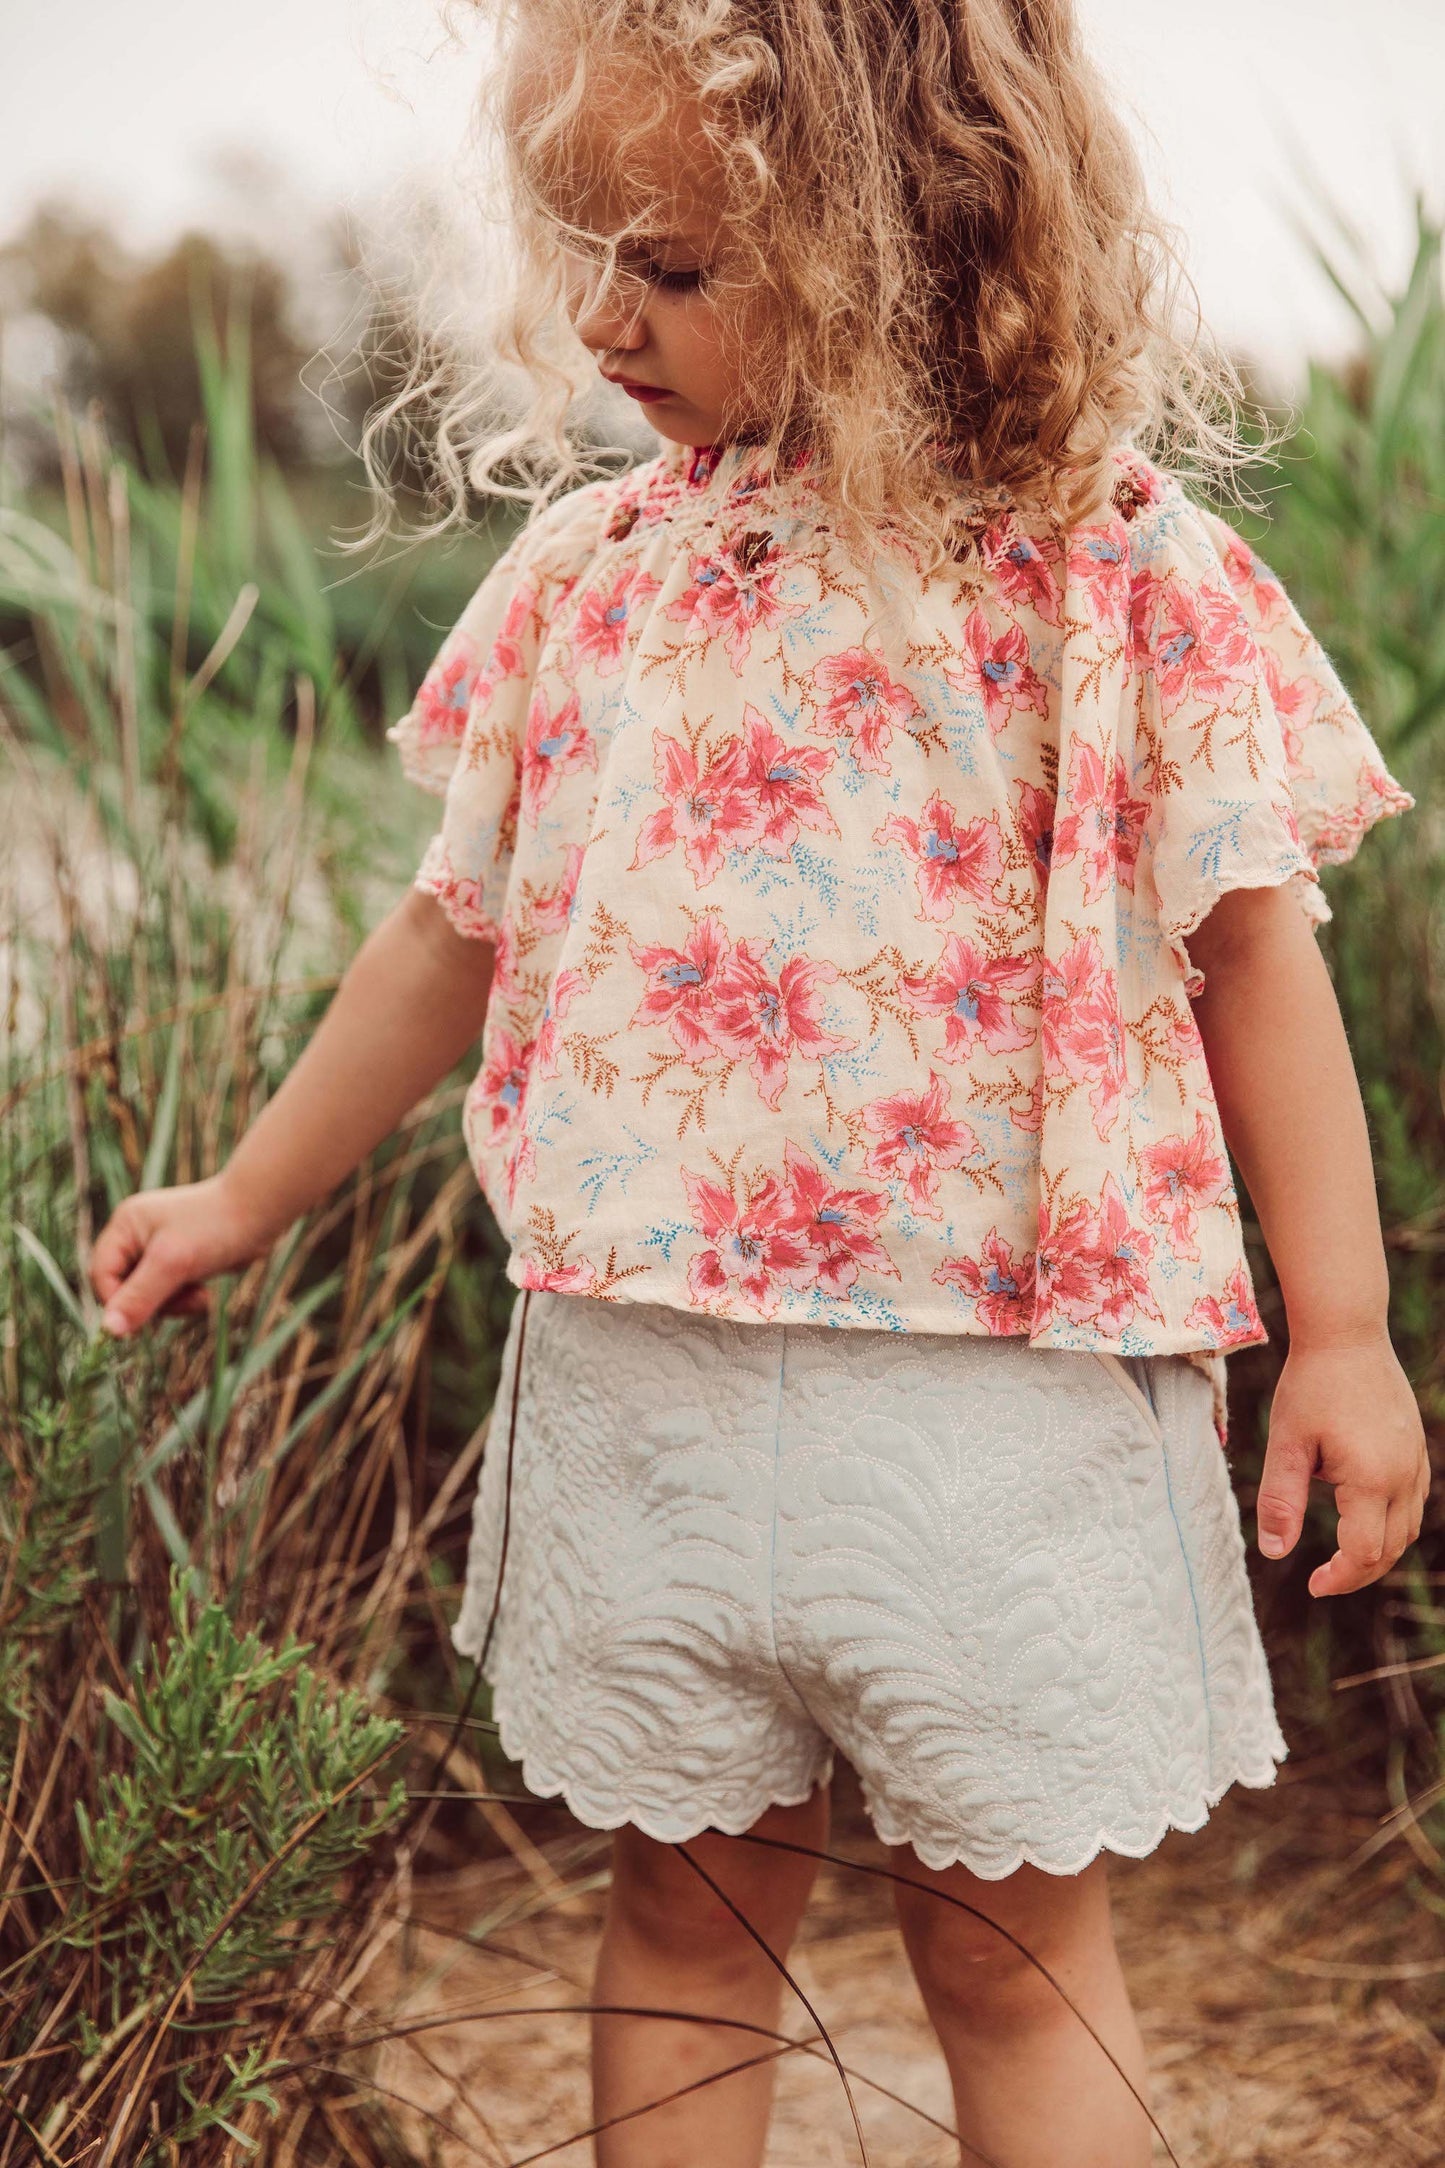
[653,432,1063,537]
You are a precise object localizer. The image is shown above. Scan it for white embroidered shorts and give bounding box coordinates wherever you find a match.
[452,1291,1287,1878]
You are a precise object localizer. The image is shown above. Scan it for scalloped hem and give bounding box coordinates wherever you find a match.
[857,1744,1289,1880]
[461,1654,1288,1878]
[478,1678,835,1841]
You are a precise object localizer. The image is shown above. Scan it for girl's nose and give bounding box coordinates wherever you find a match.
[569,262,647,355]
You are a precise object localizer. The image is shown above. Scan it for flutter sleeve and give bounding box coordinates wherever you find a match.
[385,523,551,943]
[1130,479,1412,995]
[386,477,610,941]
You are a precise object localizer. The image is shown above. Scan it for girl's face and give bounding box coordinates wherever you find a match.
[513,38,773,450]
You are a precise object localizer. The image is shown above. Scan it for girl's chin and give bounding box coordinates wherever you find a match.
[646,411,710,444]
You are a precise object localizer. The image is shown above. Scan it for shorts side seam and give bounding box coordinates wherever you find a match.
[1092,1349,1164,1444]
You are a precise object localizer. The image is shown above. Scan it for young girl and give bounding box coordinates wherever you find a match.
[92,2,1430,2161]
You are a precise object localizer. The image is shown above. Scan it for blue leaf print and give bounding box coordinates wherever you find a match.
[819,1027,886,1091]
[527,1089,579,1148]
[1181,800,1289,889]
[780,600,849,658]
[912,666,987,774]
[642,1218,692,1263]
[578,1125,661,1214]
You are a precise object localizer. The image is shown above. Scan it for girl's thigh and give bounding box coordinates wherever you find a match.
[604,1787,831,1956]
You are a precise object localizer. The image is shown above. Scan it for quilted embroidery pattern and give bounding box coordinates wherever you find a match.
[454,1292,1289,1878]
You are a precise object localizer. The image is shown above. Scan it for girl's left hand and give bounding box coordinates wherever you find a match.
[1254,1337,1431,1597]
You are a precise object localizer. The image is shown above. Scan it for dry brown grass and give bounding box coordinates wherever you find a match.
[344,1755,1445,2167]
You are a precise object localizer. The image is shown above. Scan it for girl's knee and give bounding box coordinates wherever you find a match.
[895,1857,1112,2032]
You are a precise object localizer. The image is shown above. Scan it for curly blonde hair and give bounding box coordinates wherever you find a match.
[364,0,1275,568]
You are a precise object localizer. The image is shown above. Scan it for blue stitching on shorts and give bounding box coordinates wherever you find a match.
[1154,1361,1215,1767]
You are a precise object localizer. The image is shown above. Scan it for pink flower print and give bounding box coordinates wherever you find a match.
[470,1027,532,1147]
[737,707,839,856]
[1032,1194,1106,1330]
[944,610,1049,737]
[518,1253,599,1295]
[1013,779,1057,888]
[1035,1178,1160,1337]
[490,578,542,680]
[533,968,587,1080]
[683,1168,814,1318]
[875,794,1007,923]
[709,942,854,1110]
[1067,522,1132,639]
[900,933,1037,1061]
[809,647,922,777]
[779,1141,898,1294]
[1041,934,1126,1141]
[420,838,502,946]
[1110,769,1150,894]
[414,636,479,750]
[1139,1111,1231,1262]
[531,843,585,933]
[1087,1176,1163,1335]
[490,916,522,1001]
[629,914,732,1060]
[573,569,661,675]
[629,729,758,889]
[1185,1262,1264,1350]
[521,691,596,823]
[1217,531,1288,629]
[1052,742,1150,903]
[665,533,792,669]
[934,1229,1036,1335]
[1038,932,1109,1071]
[503,1132,537,1211]
[1131,573,1256,718]
[860,1071,980,1220]
[1259,642,1320,774]
[984,518,1063,626]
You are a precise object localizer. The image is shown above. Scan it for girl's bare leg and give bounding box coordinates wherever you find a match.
[590,1787,828,2167]
[893,1848,1152,2168]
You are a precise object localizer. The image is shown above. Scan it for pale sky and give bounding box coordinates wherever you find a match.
[5,0,1444,387]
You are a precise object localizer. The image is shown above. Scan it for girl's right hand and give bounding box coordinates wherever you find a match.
[89,1175,274,1338]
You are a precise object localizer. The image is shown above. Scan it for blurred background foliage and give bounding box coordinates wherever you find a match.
[2,187,1444,2159]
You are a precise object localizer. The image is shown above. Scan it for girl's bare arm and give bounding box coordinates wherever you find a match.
[1186,883,1429,1595]
[90,889,494,1334]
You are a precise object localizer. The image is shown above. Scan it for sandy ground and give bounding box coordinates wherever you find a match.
[357,1758,1445,2167]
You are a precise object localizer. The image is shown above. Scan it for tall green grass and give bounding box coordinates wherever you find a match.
[1,345,518,2162]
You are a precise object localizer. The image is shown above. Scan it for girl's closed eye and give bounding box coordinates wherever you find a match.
[643,261,707,295]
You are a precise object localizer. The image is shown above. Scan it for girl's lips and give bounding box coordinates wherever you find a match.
[618,381,670,403]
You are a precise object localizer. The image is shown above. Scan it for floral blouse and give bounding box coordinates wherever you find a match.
[388,434,1410,1373]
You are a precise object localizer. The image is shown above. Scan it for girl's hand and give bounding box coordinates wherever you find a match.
[1255,1337,1430,1597]
[89,1174,274,1338]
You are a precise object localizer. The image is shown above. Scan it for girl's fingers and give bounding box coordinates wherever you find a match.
[99,1236,193,1338]
[1254,1427,1316,1559]
[1308,1485,1390,1598]
[156,1284,211,1319]
[89,1199,148,1306]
